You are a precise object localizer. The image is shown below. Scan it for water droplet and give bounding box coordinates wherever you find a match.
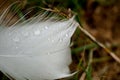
[23,32,29,37]
[51,40,54,43]
[59,38,63,42]
[65,34,69,37]
[13,37,20,42]
[47,52,50,55]
[8,33,12,36]
[15,46,18,49]
[34,29,40,35]
[18,51,23,55]
[48,38,54,43]
[45,26,48,29]
[48,38,50,41]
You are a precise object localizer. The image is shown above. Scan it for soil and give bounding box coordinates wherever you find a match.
[81,0,120,80]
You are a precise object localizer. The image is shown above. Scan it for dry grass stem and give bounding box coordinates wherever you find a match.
[78,25,120,64]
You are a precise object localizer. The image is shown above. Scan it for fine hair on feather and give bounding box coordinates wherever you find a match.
[0,1,79,80]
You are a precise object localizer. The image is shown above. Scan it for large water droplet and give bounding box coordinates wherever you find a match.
[34,29,40,35]
[23,32,29,37]
[13,37,20,42]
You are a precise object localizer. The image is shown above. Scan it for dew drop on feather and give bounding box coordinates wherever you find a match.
[44,26,48,30]
[22,32,29,37]
[48,38,50,41]
[65,34,69,37]
[48,38,55,43]
[59,38,63,42]
[8,33,11,36]
[34,29,40,36]
[47,52,51,55]
[15,46,18,49]
[13,37,20,42]
[51,39,55,43]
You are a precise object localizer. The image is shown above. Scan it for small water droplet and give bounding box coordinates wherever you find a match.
[34,29,40,35]
[48,38,50,41]
[23,32,29,37]
[65,34,69,37]
[8,33,11,36]
[15,46,18,49]
[51,40,54,43]
[47,52,51,55]
[17,51,24,55]
[48,38,54,43]
[59,38,63,42]
[45,26,48,29]
[13,37,20,42]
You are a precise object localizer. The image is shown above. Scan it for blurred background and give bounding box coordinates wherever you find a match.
[0,0,120,80]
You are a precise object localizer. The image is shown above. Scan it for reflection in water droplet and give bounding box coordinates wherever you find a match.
[34,29,40,35]
[13,37,20,42]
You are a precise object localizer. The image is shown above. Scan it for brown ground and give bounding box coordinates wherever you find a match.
[80,0,120,80]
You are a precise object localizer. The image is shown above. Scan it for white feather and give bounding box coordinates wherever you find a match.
[0,11,78,80]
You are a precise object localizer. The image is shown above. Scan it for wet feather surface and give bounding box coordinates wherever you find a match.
[0,10,78,80]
